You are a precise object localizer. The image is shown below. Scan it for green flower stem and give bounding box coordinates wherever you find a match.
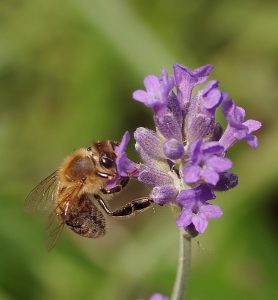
[170,228,192,300]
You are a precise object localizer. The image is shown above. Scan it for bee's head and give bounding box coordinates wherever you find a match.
[87,140,117,173]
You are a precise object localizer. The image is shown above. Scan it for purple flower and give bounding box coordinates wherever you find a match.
[183,140,232,185]
[129,63,261,235]
[115,131,139,177]
[149,293,169,300]
[202,80,227,115]
[176,184,222,233]
[133,69,174,117]
[219,100,262,150]
[173,64,214,107]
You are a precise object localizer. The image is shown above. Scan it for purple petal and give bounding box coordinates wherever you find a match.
[183,165,201,184]
[202,88,222,110]
[176,189,198,207]
[115,131,139,177]
[150,185,178,205]
[235,106,246,122]
[116,154,138,177]
[192,214,208,233]
[138,166,173,186]
[221,100,234,119]
[133,72,171,115]
[200,204,223,218]
[144,75,161,93]
[150,293,169,300]
[234,126,249,139]
[218,125,237,150]
[213,172,238,191]
[173,64,214,106]
[116,131,130,154]
[206,156,232,172]
[176,209,193,227]
[201,168,220,185]
[106,175,120,189]
[222,100,246,126]
[188,139,202,164]
[202,141,224,156]
[243,119,262,133]
[155,113,182,141]
[244,134,258,148]
[160,68,175,94]
[163,138,184,160]
[132,90,150,106]
[134,127,164,159]
[220,115,260,150]
[202,80,219,96]
[177,184,215,206]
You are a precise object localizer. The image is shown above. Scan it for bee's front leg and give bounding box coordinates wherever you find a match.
[94,194,153,218]
[101,177,129,194]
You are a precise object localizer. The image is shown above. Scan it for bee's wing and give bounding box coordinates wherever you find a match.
[24,171,59,214]
[44,211,65,251]
[44,185,83,251]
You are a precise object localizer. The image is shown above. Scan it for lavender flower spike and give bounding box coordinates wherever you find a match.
[129,62,261,300]
[129,63,261,235]
[219,100,262,150]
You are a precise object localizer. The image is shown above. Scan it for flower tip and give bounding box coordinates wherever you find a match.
[204,63,214,73]
[222,99,234,112]
[149,293,169,300]
[123,130,130,139]
[132,90,148,104]
[118,130,130,149]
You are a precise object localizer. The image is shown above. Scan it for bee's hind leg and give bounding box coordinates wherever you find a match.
[94,194,153,218]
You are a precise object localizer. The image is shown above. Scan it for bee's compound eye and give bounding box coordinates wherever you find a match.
[87,147,92,151]
[100,156,114,169]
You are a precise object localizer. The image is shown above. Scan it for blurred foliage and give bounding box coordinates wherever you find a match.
[0,0,277,299]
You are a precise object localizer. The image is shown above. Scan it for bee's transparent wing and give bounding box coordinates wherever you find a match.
[44,210,65,251]
[24,171,58,214]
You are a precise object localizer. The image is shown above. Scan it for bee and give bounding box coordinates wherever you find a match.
[25,140,152,251]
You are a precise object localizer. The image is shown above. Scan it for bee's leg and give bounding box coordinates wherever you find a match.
[94,194,153,218]
[101,177,129,194]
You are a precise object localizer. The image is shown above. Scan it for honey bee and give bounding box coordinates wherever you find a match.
[25,140,152,251]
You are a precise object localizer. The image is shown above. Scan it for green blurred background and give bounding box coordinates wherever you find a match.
[0,0,277,299]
